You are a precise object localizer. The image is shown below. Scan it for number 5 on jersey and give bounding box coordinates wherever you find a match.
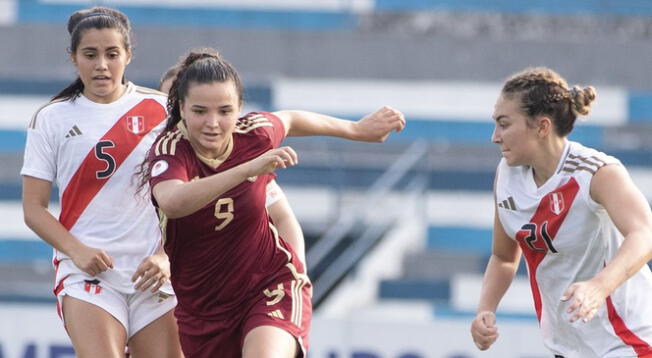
[95,140,116,179]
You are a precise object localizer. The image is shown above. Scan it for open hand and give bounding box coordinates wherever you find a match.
[561,279,609,323]
[132,251,171,292]
[354,106,406,142]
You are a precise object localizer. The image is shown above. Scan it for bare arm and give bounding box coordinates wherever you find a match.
[273,106,405,142]
[266,181,305,267]
[477,208,522,314]
[154,147,298,219]
[470,204,522,351]
[22,176,113,276]
[563,164,652,322]
[471,166,522,351]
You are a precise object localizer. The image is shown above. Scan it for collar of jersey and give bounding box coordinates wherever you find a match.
[77,82,135,108]
[525,139,571,194]
[178,120,234,169]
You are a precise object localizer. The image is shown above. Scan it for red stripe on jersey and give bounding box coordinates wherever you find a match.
[53,272,66,319]
[606,296,652,357]
[59,99,165,230]
[52,253,60,289]
[515,177,580,322]
[52,255,67,301]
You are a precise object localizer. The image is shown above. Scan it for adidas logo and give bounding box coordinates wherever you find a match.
[267,309,285,319]
[65,125,82,138]
[498,196,517,210]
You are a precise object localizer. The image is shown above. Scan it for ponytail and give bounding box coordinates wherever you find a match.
[52,77,84,102]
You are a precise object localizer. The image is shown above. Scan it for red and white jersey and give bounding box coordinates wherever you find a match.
[496,141,652,357]
[21,83,171,294]
[148,112,306,321]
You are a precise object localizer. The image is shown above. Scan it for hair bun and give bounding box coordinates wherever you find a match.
[569,85,596,117]
[183,49,221,67]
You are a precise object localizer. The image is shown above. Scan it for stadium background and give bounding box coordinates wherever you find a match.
[1,0,652,357]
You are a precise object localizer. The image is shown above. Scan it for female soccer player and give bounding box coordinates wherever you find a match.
[144,49,405,357]
[159,63,306,266]
[21,7,182,357]
[470,67,652,357]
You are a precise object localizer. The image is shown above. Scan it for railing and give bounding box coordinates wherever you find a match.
[306,139,429,307]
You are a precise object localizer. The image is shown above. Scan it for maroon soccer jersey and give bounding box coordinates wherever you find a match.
[148,112,300,318]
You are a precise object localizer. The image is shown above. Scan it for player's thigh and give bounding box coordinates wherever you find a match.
[242,325,298,358]
[243,272,312,357]
[128,309,183,358]
[62,295,127,358]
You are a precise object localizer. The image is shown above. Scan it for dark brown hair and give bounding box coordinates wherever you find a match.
[164,48,243,131]
[158,64,181,92]
[53,6,132,101]
[501,67,596,136]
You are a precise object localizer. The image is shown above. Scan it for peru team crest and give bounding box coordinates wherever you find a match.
[126,115,145,134]
[549,192,565,215]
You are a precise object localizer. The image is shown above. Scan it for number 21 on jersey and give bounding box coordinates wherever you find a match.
[518,222,559,253]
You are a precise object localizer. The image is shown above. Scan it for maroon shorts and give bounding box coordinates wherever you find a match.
[177,268,312,358]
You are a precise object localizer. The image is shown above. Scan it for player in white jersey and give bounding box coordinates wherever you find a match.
[470,67,652,357]
[21,7,182,358]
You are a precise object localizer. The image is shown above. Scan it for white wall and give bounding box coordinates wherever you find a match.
[274,78,628,125]
[0,0,16,26]
[0,303,548,358]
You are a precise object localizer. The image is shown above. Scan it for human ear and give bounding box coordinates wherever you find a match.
[537,116,553,137]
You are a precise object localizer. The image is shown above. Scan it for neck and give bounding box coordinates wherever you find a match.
[531,137,567,187]
[85,83,128,104]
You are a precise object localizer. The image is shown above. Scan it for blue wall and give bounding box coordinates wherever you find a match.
[16,0,356,30]
[375,0,652,17]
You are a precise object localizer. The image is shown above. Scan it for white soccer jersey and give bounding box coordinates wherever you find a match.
[21,83,171,295]
[496,141,652,357]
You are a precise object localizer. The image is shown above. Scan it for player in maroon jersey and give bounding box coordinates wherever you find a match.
[159,64,307,267]
[141,49,405,357]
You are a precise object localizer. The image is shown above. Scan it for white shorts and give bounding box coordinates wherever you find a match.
[56,277,177,338]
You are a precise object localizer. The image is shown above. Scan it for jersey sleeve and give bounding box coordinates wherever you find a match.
[20,109,57,182]
[242,111,286,148]
[583,148,623,211]
[263,111,285,147]
[148,134,192,190]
